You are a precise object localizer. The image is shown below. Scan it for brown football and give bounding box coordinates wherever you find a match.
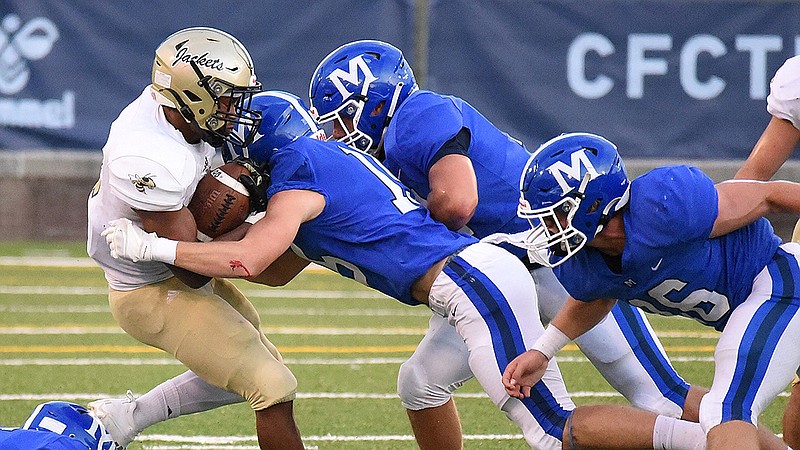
[188,162,251,239]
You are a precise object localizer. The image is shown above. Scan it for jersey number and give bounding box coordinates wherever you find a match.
[628,278,731,324]
[340,146,420,214]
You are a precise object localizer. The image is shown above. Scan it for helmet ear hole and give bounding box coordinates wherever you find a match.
[183,90,202,103]
[370,101,385,117]
[587,198,602,214]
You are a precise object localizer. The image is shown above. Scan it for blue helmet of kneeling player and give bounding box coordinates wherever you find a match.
[224,91,326,168]
[309,40,418,156]
[518,132,630,268]
[22,401,114,450]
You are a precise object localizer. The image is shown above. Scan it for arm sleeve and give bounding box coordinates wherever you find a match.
[767,55,800,130]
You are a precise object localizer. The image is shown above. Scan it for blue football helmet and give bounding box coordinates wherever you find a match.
[308,40,418,156]
[224,90,326,168]
[518,132,630,267]
[22,401,114,450]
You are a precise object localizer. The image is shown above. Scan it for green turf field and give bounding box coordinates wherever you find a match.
[0,241,789,449]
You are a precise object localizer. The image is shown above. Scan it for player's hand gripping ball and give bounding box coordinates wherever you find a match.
[188,162,252,239]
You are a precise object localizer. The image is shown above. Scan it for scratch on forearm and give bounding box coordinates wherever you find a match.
[229,260,251,277]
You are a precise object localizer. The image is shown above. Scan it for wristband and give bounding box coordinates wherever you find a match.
[151,237,178,265]
[530,325,571,360]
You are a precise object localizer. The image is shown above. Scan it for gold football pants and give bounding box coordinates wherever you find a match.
[108,277,296,411]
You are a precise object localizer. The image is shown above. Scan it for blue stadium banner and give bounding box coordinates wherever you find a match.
[1,0,798,159]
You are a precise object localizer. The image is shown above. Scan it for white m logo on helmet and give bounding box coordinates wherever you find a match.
[328,55,377,99]
[547,149,600,193]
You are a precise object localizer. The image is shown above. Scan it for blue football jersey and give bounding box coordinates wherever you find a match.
[0,428,87,450]
[382,90,532,256]
[555,166,781,331]
[267,137,477,305]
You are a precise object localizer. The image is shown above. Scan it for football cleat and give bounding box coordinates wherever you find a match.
[88,390,139,449]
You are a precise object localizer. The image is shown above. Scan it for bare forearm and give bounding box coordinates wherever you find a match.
[735,117,800,181]
[714,179,800,237]
[174,240,276,278]
[551,297,616,340]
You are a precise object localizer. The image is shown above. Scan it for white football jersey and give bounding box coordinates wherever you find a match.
[767,55,800,130]
[87,86,216,290]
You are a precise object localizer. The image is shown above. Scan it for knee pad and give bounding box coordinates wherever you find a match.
[397,357,462,410]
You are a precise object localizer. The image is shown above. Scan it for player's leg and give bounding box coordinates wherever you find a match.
[106,277,303,450]
[92,279,267,445]
[533,266,700,419]
[435,244,710,450]
[784,376,800,449]
[700,245,800,450]
[398,313,472,450]
[566,404,707,449]
[208,278,304,449]
[430,243,575,449]
[784,219,800,448]
[89,370,245,447]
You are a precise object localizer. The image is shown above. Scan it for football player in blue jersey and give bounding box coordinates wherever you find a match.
[308,39,704,449]
[0,401,114,450]
[735,54,800,449]
[102,91,709,449]
[504,132,798,449]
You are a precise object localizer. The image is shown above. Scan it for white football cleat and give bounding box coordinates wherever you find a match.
[88,390,139,449]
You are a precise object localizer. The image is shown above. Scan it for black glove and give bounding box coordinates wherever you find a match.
[232,157,270,213]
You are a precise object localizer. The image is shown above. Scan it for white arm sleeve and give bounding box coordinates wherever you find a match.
[107,155,187,211]
[767,55,800,131]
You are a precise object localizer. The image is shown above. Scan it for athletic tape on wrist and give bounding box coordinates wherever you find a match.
[530,325,571,360]
[153,237,178,265]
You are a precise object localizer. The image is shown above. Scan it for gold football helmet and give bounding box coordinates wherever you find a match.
[150,27,262,146]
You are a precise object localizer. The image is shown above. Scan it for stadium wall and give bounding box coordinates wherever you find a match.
[3,151,800,241]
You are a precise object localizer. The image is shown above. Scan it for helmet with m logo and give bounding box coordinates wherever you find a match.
[309,40,417,156]
[518,132,629,267]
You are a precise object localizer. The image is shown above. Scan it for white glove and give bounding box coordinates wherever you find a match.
[101,218,178,264]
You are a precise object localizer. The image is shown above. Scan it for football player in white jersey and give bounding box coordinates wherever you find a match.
[86,27,305,450]
[735,54,800,449]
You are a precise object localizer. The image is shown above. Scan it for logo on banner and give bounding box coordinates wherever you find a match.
[0,13,75,129]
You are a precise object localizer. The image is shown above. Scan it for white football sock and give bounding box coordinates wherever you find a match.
[652,415,706,450]
[133,370,244,430]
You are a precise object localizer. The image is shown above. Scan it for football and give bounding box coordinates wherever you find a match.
[188,162,251,240]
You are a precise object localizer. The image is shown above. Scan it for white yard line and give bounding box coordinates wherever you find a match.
[0,325,428,335]
[0,355,720,366]
[0,285,387,299]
